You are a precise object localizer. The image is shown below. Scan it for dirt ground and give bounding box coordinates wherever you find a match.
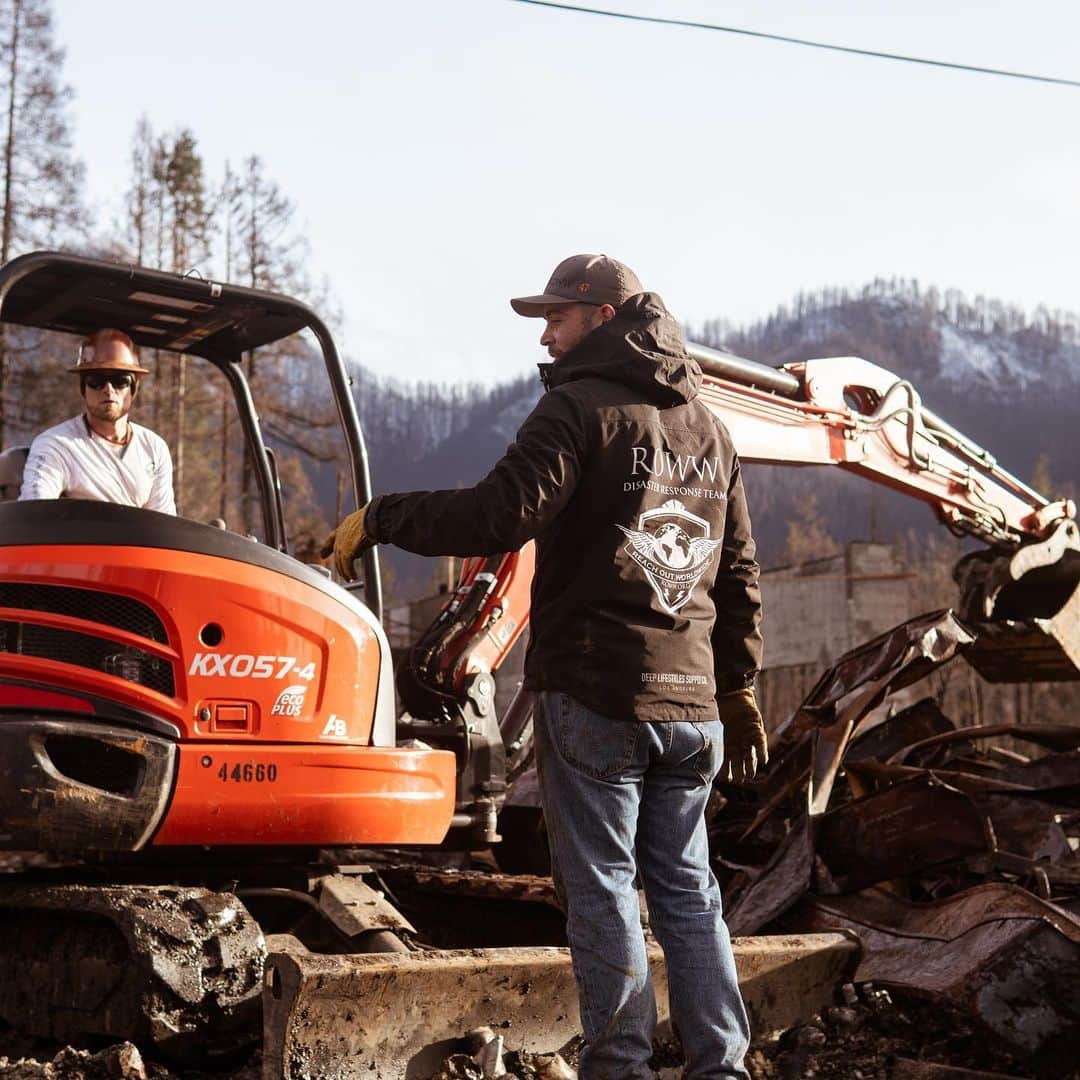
[0,985,1072,1080]
[740,987,1075,1080]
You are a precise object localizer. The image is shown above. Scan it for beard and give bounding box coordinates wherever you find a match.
[550,308,606,361]
[85,399,131,424]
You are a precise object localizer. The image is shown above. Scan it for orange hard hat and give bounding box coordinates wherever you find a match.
[69,328,149,375]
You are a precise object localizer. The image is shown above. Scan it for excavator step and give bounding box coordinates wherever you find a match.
[261,932,859,1080]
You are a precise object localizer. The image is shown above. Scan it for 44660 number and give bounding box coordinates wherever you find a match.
[217,762,278,783]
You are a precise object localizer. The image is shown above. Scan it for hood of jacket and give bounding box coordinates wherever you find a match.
[538,292,703,408]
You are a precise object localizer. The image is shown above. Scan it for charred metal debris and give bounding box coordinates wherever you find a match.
[707,608,1080,1070]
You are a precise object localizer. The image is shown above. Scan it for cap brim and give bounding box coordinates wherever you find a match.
[69,364,150,374]
[510,293,579,317]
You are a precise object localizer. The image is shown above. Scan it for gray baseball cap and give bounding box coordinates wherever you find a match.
[510,254,644,317]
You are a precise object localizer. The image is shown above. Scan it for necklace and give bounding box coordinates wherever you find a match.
[84,415,132,447]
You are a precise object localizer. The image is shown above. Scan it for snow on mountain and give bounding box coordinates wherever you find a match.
[935,322,1039,388]
[720,289,1080,395]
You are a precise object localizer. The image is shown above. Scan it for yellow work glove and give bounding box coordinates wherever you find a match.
[320,503,373,582]
[716,687,769,784]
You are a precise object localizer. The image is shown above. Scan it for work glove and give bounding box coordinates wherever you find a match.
[716,687,769,784]
[320,503,373,582]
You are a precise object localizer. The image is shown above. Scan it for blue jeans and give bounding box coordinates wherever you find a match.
[534,691,750,1079]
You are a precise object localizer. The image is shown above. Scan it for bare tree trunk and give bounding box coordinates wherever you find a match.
[1,0,19,265]
[171,213,185,509]
[240,173,259,532]
[151,172,165,435]
[241,349,256,532]
[0,0,22,448]
[220,163,234,520]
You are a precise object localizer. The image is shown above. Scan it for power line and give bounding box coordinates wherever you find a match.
[511,0,1080,89]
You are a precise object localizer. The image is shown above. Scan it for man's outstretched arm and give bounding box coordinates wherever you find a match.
[327,389,588,573]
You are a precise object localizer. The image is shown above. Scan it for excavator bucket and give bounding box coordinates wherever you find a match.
[957,519,1080,682]
[964,596,1080,682]
[261,932,859,1080]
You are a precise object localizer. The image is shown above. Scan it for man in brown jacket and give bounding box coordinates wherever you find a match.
[325,254,766,1078]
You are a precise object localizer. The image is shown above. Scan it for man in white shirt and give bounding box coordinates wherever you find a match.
[19,329,176,514]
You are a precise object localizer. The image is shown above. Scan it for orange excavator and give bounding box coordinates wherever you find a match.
[0,251,1075,1075]
[0,252,575,1074]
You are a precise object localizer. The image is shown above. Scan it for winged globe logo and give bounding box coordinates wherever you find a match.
[616,499,723,615]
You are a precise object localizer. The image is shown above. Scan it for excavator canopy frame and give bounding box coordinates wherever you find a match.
[0,250,383,618]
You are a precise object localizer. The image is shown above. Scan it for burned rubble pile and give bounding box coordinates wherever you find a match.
[743,981,1079,1080]
[710,609,1080,1076]
[0,1042,185,1080]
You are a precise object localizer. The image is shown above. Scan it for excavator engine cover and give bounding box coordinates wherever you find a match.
[0,500,456,852]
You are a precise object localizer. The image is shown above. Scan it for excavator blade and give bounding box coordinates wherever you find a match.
[261,932,859,1080]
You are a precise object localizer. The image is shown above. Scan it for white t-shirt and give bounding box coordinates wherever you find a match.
[19,414,176,514]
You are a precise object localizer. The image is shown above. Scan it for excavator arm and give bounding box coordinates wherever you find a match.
[397,546,535,711]
[688,344,1073,548]
[395,545,536,846]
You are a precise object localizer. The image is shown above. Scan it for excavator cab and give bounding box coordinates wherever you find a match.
[0,250,457,853]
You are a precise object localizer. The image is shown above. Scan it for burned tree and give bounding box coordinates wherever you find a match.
[0,0,85,445]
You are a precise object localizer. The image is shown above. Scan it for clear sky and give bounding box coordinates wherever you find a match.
[52,0,1080,385]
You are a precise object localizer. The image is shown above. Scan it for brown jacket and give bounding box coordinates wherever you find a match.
[367,293,763,721]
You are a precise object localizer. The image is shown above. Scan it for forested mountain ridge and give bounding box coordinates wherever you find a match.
[354,368,539,498]
[706,278,1080,394]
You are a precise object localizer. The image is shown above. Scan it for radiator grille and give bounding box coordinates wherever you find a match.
[0,583,168,643]
[0,622,175,697]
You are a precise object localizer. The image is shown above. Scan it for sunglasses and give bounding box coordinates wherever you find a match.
[85,373,135,391]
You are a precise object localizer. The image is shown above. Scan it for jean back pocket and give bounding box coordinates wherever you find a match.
[555,694,641,780]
